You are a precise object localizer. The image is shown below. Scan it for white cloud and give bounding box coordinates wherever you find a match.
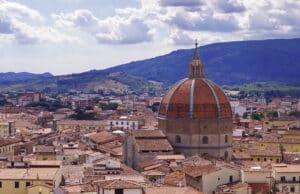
[2,0,300,46]
[215,0,246,13]
[53,9,153,44]
[169,29,193,45]
[169,11,240,32]
[0,0,77,44]
[0,0,42,20]
[159,0,203,7]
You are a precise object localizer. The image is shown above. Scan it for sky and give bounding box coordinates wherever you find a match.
[0,0,300,75]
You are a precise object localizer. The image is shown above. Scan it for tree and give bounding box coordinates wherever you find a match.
[70,108,96,120]
[272,111,279,118]
[251,112,264,120]
[148,102,160,112]
[242,112,248,119]
[100,103,119,110]
[289,111,300,118]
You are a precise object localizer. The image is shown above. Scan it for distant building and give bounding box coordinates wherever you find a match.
[272,164,300,193]
[0,167,61,194]
[108,116,140,130]
[184,156,240,194]
[0,121,16,137]
[17,92,41,106]
[124,130,173,170]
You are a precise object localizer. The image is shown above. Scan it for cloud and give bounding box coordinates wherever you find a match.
[0,0,42,20]
[170,12,240,32]
[215,0,246,13]
[169,29,194,45]
[53,9,153,44]
[159,0,203,7]
[0,0,77,44]
[0,15,13,34]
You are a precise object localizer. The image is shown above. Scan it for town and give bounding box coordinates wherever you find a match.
[0,45,299,194]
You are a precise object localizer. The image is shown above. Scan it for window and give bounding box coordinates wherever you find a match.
[224,151,228,159]
[257,158,260,161]
[115,189,124,194]
[14,181,19,188]
[264,158,267,161]
[291,186,295,192]
[175,135,181,143]
[0,181,2,188]
[202,136,208,144]
[280,176,286,182]
[229,175,233,183]
[293,177,296,182]
[276,159,280,163]
[121,122,123,125]
[26,182,31,187]
[225,135,228,143]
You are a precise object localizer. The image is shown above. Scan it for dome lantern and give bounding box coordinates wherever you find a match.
[188,40,205,79]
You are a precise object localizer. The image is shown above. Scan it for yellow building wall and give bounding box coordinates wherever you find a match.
[0,180,53,194]
[253,140,300,152]
[251,156,281,163]
[281,143,300,152]
[263,120,291,130]
[282,134,300,139]
[35,154,56,160]
[27,185,51,194]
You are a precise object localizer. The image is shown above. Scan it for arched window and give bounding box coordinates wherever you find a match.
[202,136,208,144]
[175,135,181,143]
[225,135,228,143]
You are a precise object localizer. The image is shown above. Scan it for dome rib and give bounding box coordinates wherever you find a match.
[163,78,188,116]
[189,79,196,119]
[203,79,221,117]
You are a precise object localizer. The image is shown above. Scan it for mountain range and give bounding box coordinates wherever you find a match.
[105,38,300,86]
[0,38,299,95]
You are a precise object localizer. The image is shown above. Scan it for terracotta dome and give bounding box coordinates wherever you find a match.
[158,42,232,119]
[158,78,232,119]
[158,42,233,159]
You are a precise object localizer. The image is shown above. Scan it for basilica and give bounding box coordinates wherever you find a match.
[158,42,233,159]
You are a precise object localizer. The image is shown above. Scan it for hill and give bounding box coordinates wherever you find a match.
[0,71,163,95]
[0,72,53,84]
[0,38,300,95]
[105,38,300,86]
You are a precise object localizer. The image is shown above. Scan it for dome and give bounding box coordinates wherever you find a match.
[158,42,233,159]
[158,78,232,119]
[158,42,232,119]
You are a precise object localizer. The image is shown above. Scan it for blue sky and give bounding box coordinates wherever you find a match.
[1,0,300,75]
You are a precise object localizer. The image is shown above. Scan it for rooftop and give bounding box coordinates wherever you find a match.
[0,168,60,180]
[273,164,300,173]
[95,179,143,189]
[135,139,173,152]
[144,186,204,194]
[133,130,166,139]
